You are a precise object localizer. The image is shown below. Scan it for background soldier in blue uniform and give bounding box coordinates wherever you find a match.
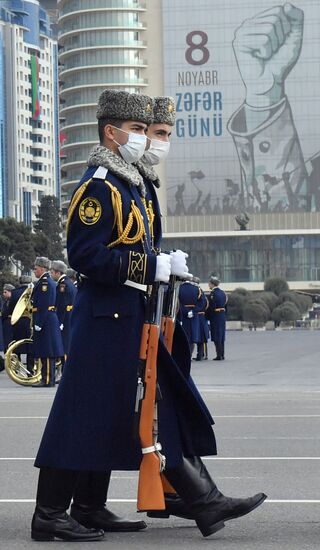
[0,293,4,372]
[178,280,202,356]
[51,260,77,370]
[31,91,265,543]
[207,276,227,360]
[31,257,64,387]
[195,282,209,361]
[66,267,78,288]
[7,275,33,374]
[2,283,14,351]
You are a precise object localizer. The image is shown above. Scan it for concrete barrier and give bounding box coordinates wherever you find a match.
[226,321,242,331]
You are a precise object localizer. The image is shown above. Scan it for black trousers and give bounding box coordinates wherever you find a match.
[40,358,56,386]
[36,468,111,510]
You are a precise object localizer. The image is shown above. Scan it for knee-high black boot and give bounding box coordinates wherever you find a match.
[70,470,146,532]
[213,342,222,360]
[31,467,104,541]
[221,341,225,359]
[149,457,267,537]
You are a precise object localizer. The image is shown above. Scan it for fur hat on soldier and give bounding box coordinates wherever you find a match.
[66,268,77,279]
[96,90,154,125]
[3,283,15,291]
[34,257,51,270]
[209,276,220,286]
[19,275,32,285]
[152,96,176,126]
[51,260,68,274]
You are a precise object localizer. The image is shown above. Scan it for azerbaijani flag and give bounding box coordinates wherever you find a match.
[31,54,40,120]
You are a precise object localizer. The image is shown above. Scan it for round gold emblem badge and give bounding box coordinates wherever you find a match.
[79,197,102,225]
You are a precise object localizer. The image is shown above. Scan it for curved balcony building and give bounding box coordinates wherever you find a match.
[58,0,148,210]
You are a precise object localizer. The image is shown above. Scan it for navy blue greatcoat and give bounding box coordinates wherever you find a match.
[179,282,203,346]
[0,304,4,352]
[55,275,77,355]
[2,298,13,351]
[7,285,32,354]
[207,287,227,344]
[35,162,216,472]
[197,291,210,344]
[32,273,64,359]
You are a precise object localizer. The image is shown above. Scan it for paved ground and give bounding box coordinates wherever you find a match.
[0,330,320,549]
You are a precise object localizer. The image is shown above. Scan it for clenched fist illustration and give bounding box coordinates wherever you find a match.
[233,3,304,107]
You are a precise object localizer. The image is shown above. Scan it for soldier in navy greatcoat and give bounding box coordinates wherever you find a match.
[66,267,78,289]
[50,260,77,367]
[2,283,15,351]
[178,280,202,356]
[207,276,227,360]
[133,97,266,531]
[31,92,265,543]
[195,285,209,361]
[0,295,4,372]
[7,275,33,374]
[31,257,64,387]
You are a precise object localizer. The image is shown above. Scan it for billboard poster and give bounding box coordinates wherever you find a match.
[162,0,320,216]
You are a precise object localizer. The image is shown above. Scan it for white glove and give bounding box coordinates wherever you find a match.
[155,253,171,283]
[34,325,42,332]
[187,310,194,318]
[60,324,64,331]
[170,250,192,279]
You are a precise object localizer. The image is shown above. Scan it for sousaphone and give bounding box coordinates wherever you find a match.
[5,285,42,386]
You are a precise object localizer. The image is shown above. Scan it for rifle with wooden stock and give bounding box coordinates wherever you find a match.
[161,274,190,494]
[161,275,181,353]
[135,282,166,511]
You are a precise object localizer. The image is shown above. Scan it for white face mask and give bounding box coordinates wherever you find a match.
[144,138,171,166]
[112,126,147,164]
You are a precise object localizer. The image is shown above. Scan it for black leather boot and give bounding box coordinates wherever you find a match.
[221,341,225,360]
[32,506,104,541]
[31,468,104,541]
[213,342,222,360]
[71,471,147,532]
[162,457,267,537]
[147,493,194,520]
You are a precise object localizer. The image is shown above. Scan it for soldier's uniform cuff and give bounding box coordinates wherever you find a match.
[120,251,157,286]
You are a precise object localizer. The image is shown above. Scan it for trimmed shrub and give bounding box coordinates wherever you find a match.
[277,291,312,314]
[233,287,249,296]
[252,291,278,313]
[264,278,289,296]
[227,292,246,321]
[243,301,270,327]
[271,301,300,325]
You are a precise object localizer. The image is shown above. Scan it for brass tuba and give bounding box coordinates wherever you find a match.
[4,285,42,386]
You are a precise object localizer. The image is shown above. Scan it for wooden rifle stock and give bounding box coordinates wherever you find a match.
[161,316,175,354]
[137,287,165,511]
[160,275,181,494]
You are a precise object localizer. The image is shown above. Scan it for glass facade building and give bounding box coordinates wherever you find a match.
[162,233,320,286]
[58,0,147,213]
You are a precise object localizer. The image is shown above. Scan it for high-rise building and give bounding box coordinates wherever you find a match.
[58,0,151,216]
[0,0,60,224]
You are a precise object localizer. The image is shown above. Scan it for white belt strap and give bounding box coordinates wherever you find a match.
[141,442,162,455]
[124,280,147,292]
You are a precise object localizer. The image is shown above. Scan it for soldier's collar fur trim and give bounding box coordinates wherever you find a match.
[135,158,161,188]
[88,145,146,196]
